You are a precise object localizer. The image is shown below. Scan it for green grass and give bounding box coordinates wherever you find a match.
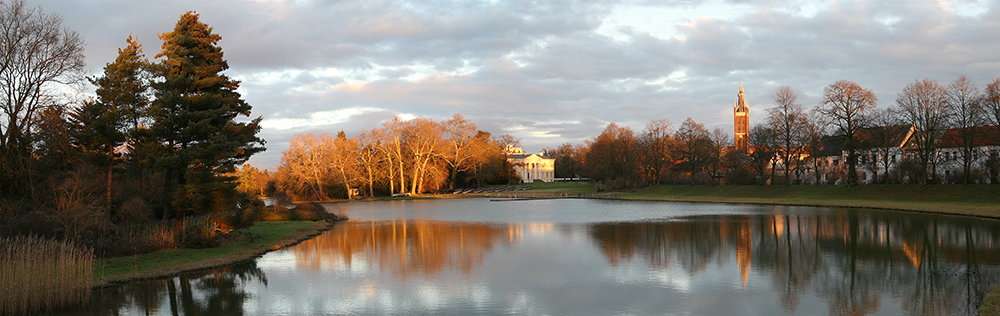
[983,290,1000,316]
[508,181,597,193]
[619,184,1000,218]
[629,184,999,204]
[96,221,318,282]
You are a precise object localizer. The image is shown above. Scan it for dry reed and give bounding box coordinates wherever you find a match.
[0,235,94,315]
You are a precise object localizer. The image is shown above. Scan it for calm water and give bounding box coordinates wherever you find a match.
[54,198,1000,315]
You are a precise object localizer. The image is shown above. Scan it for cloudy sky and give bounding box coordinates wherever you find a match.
[35,0,1000,169]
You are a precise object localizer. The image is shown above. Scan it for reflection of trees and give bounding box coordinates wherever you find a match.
[70,261,266,316]
[588,208,1000,315]
[292,220,508,277]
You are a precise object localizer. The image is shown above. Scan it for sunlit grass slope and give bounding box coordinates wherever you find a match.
[96,221,324,286]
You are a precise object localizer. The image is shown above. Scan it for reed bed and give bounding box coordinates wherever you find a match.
[0,235,94,315]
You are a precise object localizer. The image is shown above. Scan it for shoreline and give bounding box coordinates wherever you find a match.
[616,195,1000,220]
[93,220,336,288]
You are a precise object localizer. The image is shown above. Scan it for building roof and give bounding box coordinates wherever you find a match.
[508,153,553,160]
[937,126,1000,148]
[854,124,914,149]
[814,135,846,157]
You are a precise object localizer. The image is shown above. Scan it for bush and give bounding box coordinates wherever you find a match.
[175,218,219,249]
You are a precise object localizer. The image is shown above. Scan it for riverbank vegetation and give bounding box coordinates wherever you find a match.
[0,235,94,315]
[250,114,522,202]
[0,5,288,315]
[0,5,267,254]
[95,220,329,287]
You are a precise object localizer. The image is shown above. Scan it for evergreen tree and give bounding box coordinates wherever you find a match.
[151,12,265,216]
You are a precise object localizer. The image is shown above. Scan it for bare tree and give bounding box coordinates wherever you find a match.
[637,119,673,185]
[815,80,877,186]
[0,0,85,197]
[403,117,443,194]
[584,123,636,189]
[985,78,1000,183]
[441,113,485,189]
[802,117,827,185]
[330,131,359,199]
[496,134,521,184]
[767,86,809,185]
[356,128,384,197]
[894,78,951,184]
[706,127,730,185]
[279,133,335,200]
[858,108,907,184]
[379,117,407,195]
[945,75,983,184]
[747,124,777,185]
[673,118,712,185]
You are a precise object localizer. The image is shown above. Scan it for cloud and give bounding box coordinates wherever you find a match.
[35,0,1000,168]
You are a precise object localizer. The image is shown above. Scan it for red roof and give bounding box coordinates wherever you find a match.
[937,126,1000,148]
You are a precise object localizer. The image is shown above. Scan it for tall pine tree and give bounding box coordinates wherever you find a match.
[152,12,265,216]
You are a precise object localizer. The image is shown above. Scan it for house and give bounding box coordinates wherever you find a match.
[854,125,916,184]
[506,146,555,183]
[935,126,1000,183]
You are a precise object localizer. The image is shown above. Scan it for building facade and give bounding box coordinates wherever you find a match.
[506,147,555,183]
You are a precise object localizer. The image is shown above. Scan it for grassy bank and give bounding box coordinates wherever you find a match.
[621,184,1000,218]
[95,220,332,287]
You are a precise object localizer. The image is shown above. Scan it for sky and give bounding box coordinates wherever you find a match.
[34,0,1000,169]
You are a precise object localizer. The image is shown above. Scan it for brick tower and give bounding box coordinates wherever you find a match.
[734,84,749,150]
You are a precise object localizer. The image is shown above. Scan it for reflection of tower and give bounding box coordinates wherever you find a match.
[737,220,752,290]
[734,84,749,151]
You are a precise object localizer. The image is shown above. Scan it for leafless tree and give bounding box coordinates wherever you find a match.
[0,0,85,196]
[815,80,877,186]
[945,75,983,184]
[767,86,809,185]
[673,118,712,185]
[706,127,729,185]
[895,78,951,184]
[748,124,777,185]
[637,119,673,185]
[442,113,486,189]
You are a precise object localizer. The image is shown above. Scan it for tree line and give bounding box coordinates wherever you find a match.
[546,77,1000,189]
[242,114,523,201]
[0,2,263,256]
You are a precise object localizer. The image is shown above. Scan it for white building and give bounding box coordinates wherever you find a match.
[506,147,555,183]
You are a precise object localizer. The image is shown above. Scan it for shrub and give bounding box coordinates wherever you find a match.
[175,218,219,249]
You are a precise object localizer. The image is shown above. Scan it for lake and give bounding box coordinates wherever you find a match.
[53,198,1000,315]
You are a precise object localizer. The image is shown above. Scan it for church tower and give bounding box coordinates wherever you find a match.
[734,84,749,151]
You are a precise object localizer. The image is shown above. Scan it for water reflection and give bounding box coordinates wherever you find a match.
[587,209,1000,315]
[292,220,509,276]
[55,262,266,316]
[54,202,1000,315]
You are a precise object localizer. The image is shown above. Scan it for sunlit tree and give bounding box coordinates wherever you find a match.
[673,118,713,185]
[151,12,265,215]
[279,133,335,200]
[585,123,636,189]
[637,119,674,185]
[442,113,486,189]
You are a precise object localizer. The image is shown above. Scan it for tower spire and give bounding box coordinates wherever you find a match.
[734,84,749,151]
